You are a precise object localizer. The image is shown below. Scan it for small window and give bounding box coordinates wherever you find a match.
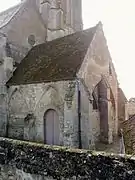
[28,34,36,46]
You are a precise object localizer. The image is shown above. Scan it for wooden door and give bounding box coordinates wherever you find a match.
[44,109,60,145]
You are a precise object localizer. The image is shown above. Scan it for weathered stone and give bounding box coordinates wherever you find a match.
[47,29,65,41]
[40,1,51,25]
[0,0,82,143]
[24,113,36,141]
[0,138,134,180]
[64,81,76,109]
[48,9,64,30]
[0,0,125,156]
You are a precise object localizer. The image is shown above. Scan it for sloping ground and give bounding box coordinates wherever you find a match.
[95,137,121,154]
[0,138,135,179]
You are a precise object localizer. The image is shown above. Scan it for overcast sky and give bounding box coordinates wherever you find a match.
[0,0,135,99]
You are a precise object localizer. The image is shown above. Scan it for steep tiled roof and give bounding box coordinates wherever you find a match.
[7,25,97,85]
[0,3,22,29]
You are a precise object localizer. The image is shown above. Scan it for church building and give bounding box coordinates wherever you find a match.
[0,0,122,152]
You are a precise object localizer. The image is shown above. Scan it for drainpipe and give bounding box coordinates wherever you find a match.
[76,78,82,149]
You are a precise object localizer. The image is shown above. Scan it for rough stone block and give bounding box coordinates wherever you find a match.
[40,1,51,25]
[65,0,72,26]
[61,0,66,11]
[51,0,61,9]
[47,29,65,41]
[48,9,64,30]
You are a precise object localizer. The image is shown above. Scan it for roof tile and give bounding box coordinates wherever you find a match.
[7,25,97,85]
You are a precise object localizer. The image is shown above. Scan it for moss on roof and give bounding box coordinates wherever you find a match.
[7,25,97,86]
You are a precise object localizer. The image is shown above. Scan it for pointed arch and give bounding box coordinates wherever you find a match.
[8,87,30,139]
[34,84,60,111]
[34,84,64,144]
[9,87,29,113]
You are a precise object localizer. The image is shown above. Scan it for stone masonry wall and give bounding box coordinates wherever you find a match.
[1,1,46,49]
[79,80,100,149]
[0,0,83,143]
[0,0,81,85]
[8,80,102,150]
[117,88,127,129]
[77,23,109,93]
[0,0,81,86]
[98,80,109,143]
[108,63,118,136]
[79,81,90,149]
[78,23,119,144]
[1,0,82,49]
[39,0,82,41]
[77,23,110,144]
[8,81,77,146]
[127,101,135,116]
[0,138,135,180]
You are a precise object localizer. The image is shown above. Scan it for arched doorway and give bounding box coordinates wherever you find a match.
[44,109,60,145]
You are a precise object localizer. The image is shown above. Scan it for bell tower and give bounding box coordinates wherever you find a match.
[72,0,83,31]
[39,0,83,41]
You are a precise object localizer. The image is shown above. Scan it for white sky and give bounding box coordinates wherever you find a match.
[0,0,135,99]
